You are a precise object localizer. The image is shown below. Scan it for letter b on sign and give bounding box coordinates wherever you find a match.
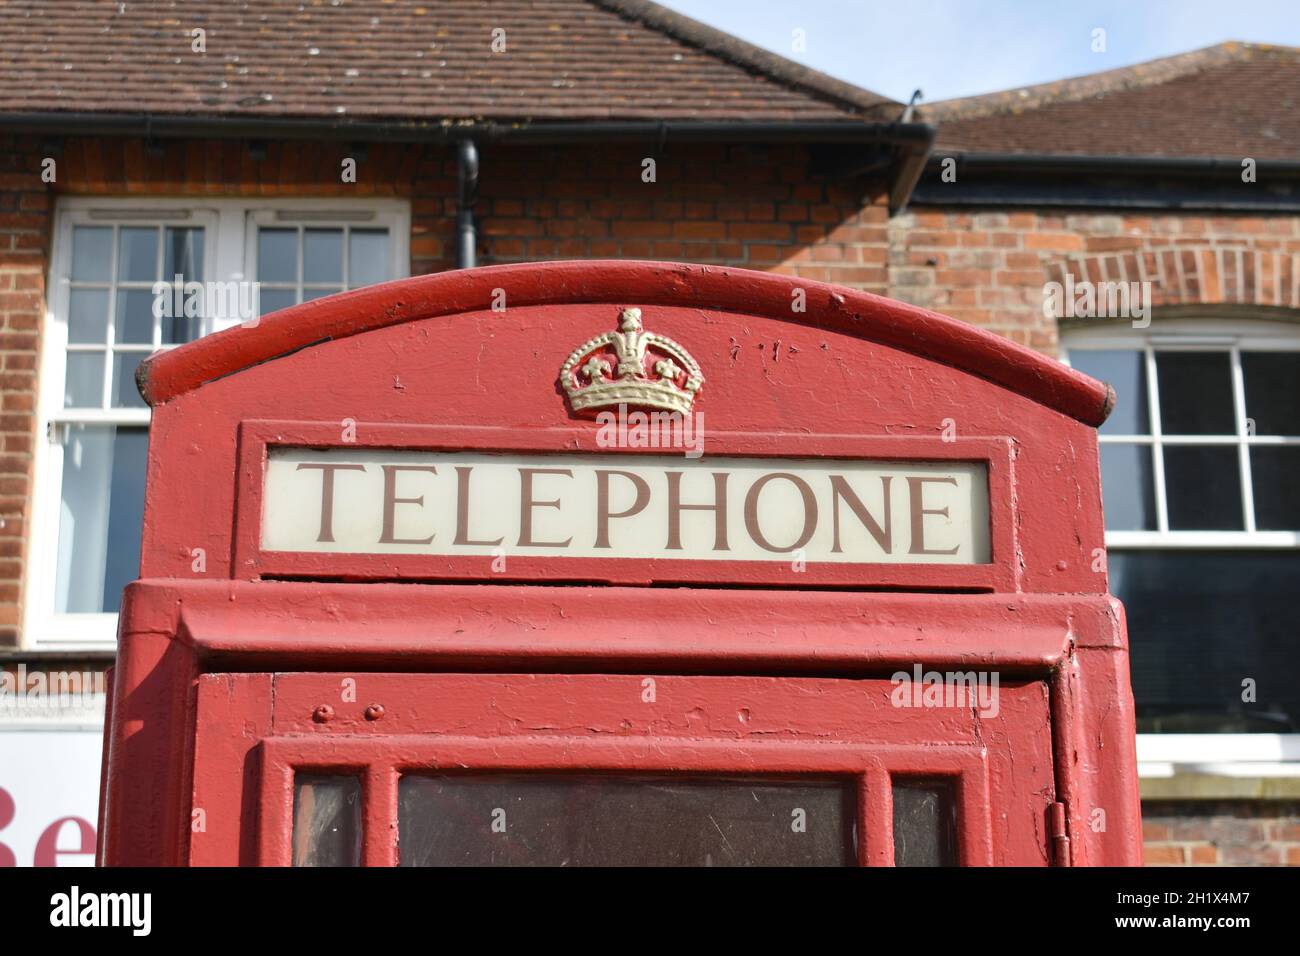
[0,786,15,867]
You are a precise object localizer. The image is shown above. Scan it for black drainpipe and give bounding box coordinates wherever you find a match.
[457,139,479,269]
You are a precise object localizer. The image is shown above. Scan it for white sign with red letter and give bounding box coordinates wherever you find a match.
[0,729,101,867]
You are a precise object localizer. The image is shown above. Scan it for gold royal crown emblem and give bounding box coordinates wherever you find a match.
[560,308,704,415]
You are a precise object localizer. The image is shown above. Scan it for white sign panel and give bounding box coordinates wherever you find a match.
[263,449,990,564]
[0,729,101,867]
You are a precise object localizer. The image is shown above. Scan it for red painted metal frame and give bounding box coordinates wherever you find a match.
[233,420,1018,591]
[257,734,995,867]
[107,579,1138,866]
[252,671,1044,866]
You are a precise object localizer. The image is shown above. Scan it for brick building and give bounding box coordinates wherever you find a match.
[0,0,1296,865]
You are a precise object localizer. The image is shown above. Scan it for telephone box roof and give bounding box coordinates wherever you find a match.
[137,260,1114,427]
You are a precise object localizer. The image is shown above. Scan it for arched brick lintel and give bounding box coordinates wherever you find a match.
[1045,247,1300,310]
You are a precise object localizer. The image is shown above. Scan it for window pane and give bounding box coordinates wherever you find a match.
[1069,350,1148,436]
[55,425,148,614]
[303,228,343,284]
[349,228,391,287]
[71,226,112,282]
[115,289,155,344]
[68,288,109,345]
[111,352,147,408]
[1155,351,1235,435]
[161,307,202,345]
[258,228,297,283]
[259,288,297,316]
[1112,550,1300,732]
[116,226,158,282]
[292,774,362,867]
[892,779,958,867]
[163,227,204,283]
[1251,447,1300,530]
[1099,444,1157,531]
[63,353,104,408]
[1163,445,1244,530]
[399,774,856,867]
[302,287,340,302]
[115,226,157,282]
[1241,352,1300,437]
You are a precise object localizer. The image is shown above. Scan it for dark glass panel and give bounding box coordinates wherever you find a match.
[892,778,958,867]
[68,288,109,345]
[63,353,104,408]
[163,226,204,283]
[71,226,112,282]
[1111,550,1300,732]
[162,308,203,345]
[99,427,149,612]
[115,289,155,344]
[1163,445,1244,530]
[116,227,158,282]
[398,773,856,867]
[348,229,391,287]
[1100,444,1157,531]
[292,774,362,867]
[1156,351,1235,435]
[1241,352,1300,437]
[303,228,343,284]
[258,228,297,283]
[1250,446,1300,530]
[258,287,297,317]
[56,425,147,613]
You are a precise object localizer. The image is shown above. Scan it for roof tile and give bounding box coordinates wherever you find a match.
[0,0,898,123]
[925,42,1300,161]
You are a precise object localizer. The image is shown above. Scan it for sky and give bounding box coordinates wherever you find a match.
[657,0,1300,104]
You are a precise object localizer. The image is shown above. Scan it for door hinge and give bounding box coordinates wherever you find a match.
[1049,801,1072,867]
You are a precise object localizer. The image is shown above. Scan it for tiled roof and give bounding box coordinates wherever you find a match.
[0,0,899,123]
[925,42,1300,161]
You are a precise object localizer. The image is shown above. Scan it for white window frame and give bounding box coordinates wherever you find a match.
[1064,316,1300,778]
[28,197,410,650]
[1066,318,1300,547]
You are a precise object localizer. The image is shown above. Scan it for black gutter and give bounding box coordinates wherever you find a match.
[927,152,1300,177]
[0,111,933,147]
[913,151,1300,211]
[456,139,479,269]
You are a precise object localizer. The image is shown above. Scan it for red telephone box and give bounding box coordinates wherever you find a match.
[98,260,1141,866]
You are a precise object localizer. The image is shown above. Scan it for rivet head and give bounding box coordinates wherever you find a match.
[364,704,385,721]
[312,705,335,723]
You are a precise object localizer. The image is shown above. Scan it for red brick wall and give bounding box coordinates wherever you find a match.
[887,209,1300,352]
[1143,801,1300,866]
[0,135,50,643]
[474,143,889,290]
